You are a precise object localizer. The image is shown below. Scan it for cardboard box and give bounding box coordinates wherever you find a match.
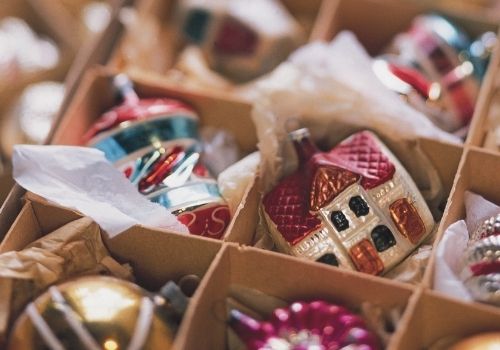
[0,1,500,348]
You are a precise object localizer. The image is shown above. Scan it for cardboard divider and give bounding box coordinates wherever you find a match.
[177,244,416,349]
[467,42,500,151]
[393,289,500,349]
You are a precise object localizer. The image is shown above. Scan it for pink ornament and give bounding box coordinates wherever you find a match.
[229,300,380,350]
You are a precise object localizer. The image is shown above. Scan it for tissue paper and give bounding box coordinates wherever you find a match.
[12,145,188,237]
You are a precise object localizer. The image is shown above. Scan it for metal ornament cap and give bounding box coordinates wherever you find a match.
[7,276,183,350]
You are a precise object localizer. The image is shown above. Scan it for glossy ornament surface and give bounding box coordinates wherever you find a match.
[85,75,230,239]
[229,300,380,350]
[8,276,187,350]
[262,128,434,275]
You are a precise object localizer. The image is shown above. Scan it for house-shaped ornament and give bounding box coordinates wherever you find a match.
[262,129,435,275]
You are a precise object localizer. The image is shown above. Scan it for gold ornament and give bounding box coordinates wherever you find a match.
[8,276,186,350]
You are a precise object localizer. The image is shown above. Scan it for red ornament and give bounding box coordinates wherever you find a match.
[85,75,231,239]
[263,128,434,274]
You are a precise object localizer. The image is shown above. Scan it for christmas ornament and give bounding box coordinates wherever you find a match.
[0,17,60,82]
[8,276,188,350]
[1,81,64,157]
[176,0,303,82]
[373,55,454,132]
[460,219,500,306]
[229,300,380,350]
[262,128,434,275]
[384,14,491,132]
[449,332,500,350]
[84,74,230,239]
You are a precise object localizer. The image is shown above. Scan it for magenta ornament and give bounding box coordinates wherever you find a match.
[229,300,380,350]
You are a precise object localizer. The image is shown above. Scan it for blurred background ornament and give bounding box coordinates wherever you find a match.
[377,14,496,134]
[1,81,64,157]
[176,0,304,82]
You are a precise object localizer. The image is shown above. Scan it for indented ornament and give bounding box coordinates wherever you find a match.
[84,75,230,239]
[262,128,435,275]
[229,300,381,350]
[7,276,188,350]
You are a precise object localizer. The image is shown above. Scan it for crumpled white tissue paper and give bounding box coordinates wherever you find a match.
[12,145,188,237]
[434,191,500,301]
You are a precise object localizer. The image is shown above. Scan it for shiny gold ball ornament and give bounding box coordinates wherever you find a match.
[449,332,500,350]
[8,276,188,350]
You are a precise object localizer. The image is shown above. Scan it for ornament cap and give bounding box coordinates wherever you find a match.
[288,128,319,165]
[113,73,140,105]
[159,281,189,317]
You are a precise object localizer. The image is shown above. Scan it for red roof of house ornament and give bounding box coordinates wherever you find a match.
[263,131,396,246]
